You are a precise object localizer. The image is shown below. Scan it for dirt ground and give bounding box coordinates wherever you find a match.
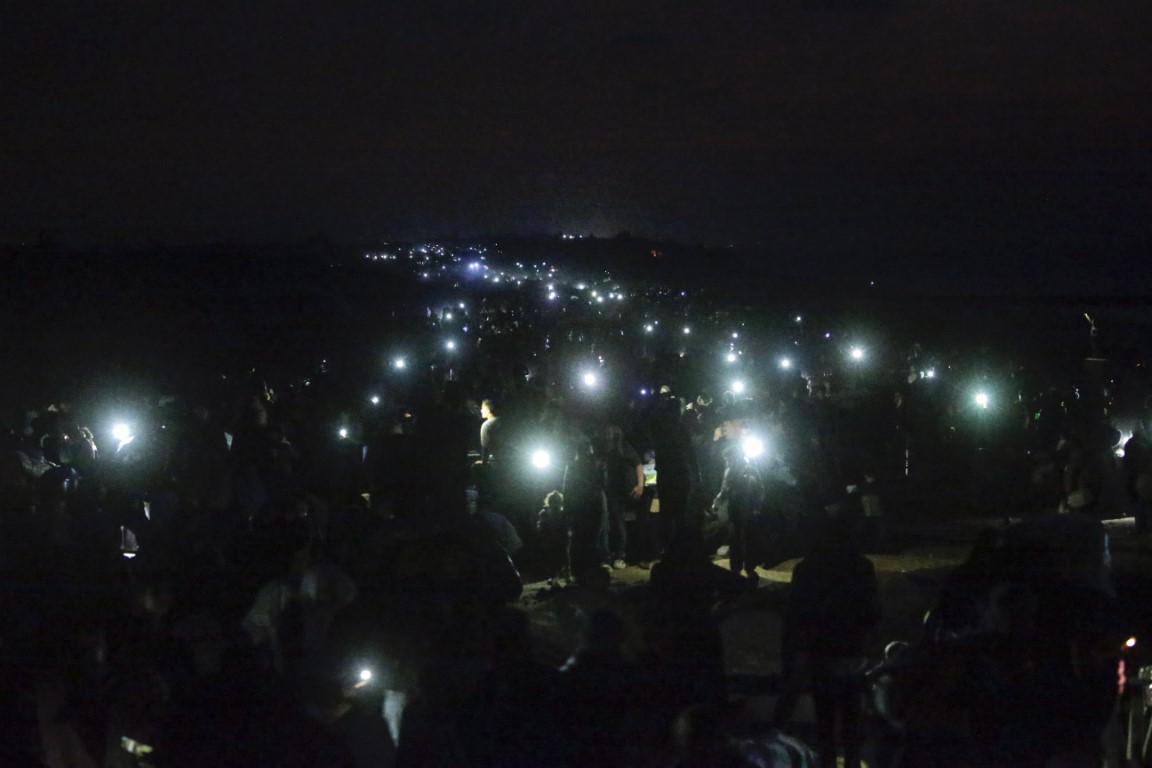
[519,514,1151,676]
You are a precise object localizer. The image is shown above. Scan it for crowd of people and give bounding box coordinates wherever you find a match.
[2,279,1151,767]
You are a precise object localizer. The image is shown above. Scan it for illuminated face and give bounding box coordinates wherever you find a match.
[481,403,492,420]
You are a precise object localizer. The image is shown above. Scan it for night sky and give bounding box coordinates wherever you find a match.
[3,0,1150,293]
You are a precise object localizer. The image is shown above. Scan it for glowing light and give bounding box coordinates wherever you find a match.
[112,423,133,442]
[445,340,457,351]
[1127,637,1138,649]
[582,372,598,388]
[547,291,557,301]
[924,369,936,379]
[531,449,551,469]
[779,358,792,370]
[731,380,747,395]
[359,668,373,682]
[795,315,802,323]
[644,324,655,333]
[445,312,453,320]
[338,427,349,439]
[849,347,865,361]
[640,388,649,396]
[975,392,990,409]
[683,326,691,335]
[370,395,381,405]
[393,357,407,370]
[742,436,765,460]
[725,352,738,363]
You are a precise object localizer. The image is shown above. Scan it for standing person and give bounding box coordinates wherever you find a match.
[562,436,609,584]
[599,425,645,569]
[712,445,764,585]
[777,514,880,768]
[536,491,571,587]
[650,391,699,558]
[478,399,503,465]
[1123,422,1152,533]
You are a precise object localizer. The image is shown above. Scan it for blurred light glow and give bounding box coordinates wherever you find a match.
[582,372,598,388]
[359,668,373,682]
[779,358,792,370]
[742,436,765,459]
[683,326,691,335]
[850,347,865,361]
[726,352,738,363]
[338,427,349,439]
[531,449,551,470]
[112,423,133,442]
[393,357,407,370]
[370,395,381,405]
[975,392,990,409]
[445,340,456,351]
[731,380,747,395]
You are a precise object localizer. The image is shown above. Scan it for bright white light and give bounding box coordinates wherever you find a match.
[795,316,802,323]
[731,380,747,395]
[924,369,936,379]
[644,324,655,333]
[732,332,739,339]
[338,427,349,439]
[547,292,557,301]
[445,312,453,320]
[531,449,551,470]
[359,668,373,682]
[683,326,691,335]
[393,357,407,370]
[742,436,765,460]
[458,302,465,309]
[591,290,599,298]
[112,423,133,442]
[370,395,381,405]
[850,347,865,361]
[640,388,649,396]
[1126,636,1137,649]
[779,358,792,370]
[726,352,738,363]
[596,296,604,304]
[582,372,598,388]
[975,392,990,409]
[445,340,456,351]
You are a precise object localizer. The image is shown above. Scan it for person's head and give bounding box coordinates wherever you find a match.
[544,490,563,510]
[481,399,497,420]
[602,424,624,454]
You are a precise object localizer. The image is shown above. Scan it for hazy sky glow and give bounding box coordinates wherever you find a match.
[3,0,1149,291]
